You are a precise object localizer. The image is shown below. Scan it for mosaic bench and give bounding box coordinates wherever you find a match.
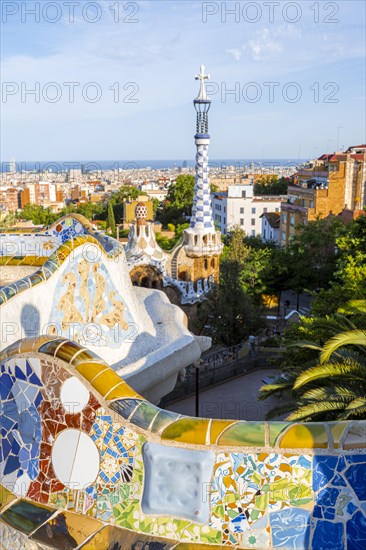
[0,337,365,550]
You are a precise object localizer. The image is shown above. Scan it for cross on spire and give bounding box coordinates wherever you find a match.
[195,65,210,101]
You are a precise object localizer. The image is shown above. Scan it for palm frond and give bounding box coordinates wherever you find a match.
[264,402,298,421]
[287,401,346,422]
[337,300,366,315]
[321,330,366,363]
[294,360,366,390]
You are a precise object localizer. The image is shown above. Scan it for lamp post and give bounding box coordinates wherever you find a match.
[194,359,201,417]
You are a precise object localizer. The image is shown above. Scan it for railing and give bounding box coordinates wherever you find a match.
[160,343,281,407]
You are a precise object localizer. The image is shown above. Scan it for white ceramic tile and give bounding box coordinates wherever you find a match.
[142,442,215,523]
[60,376,90,413]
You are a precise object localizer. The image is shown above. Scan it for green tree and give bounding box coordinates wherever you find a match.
[110,185,140,204]
[158,175,218,227]
[199,262,264,346]
[198,227,265,345]
[17,204,59,225]
[287,217,344,297]
[312,216,366,315]
[75,202,104,220]
[254,175,289,195]
[158,175,195,226]
[223,227,272,302]
[107,201,116,234]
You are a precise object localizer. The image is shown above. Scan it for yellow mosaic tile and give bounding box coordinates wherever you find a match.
[80,525,177,549]
[54,341,87,364]
[0,486,17,513]
[31,511,103,548]
[75,362,108,382]
[161,418,210,445]
[19,338,40,354]
[209,420,236,445]
[91,369,128,397]
[279,423,328,449]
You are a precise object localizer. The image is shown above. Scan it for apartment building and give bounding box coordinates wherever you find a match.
[212,184,287,237]
[280,145,366,246]
[0,186,22,213]
[21,182,63,208]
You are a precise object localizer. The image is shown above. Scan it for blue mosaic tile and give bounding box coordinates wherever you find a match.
[323,508,335,520]
[270,508,310,549]
[316,487,340,507]
[331,473,347,487]
[313,456,338,491]
[344,463,366,501]
[312,520,344,550]
[347,511,366,550]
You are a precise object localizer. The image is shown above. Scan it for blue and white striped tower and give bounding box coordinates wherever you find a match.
[184,65,223,258]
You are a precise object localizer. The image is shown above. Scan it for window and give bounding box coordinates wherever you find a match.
[282,213,287,222]
[240,207,244,214]
[270,231,273,239]
[224,207,226,213]
[224,217,226,224]
[263,207,267,213]
[282,231,286,241]
[275,207,279,212]
[240,218,244,225]
[290,215,295,227]
[251,207,256,214]
[251,230,255,236]
[241,191,246,198]
[310,200,314,208]
[251,219,255,226]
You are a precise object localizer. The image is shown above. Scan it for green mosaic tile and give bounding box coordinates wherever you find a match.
[14,279,31,293]
[328,421,351,448]
[150,408,181,433]
[109,398,142,420]
[0,500,54,534]
[217,422,265,447]
[129,401,161,430]
[1,286,17,300]
[28,272,45,286]
[269,422,292,446]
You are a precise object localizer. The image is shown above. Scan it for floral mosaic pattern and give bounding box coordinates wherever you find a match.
[210,452,312,545]
[49,251,134,348]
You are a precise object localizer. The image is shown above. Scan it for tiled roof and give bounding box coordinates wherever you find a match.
[260,212,280,228]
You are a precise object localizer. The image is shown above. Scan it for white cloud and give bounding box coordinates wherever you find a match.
[226,48,243,62]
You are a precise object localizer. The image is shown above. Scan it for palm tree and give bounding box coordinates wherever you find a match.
[259,301,366,421]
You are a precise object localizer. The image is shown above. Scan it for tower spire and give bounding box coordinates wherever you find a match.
[183,66,223,257]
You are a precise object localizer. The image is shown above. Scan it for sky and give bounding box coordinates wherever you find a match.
[1,0,365,162]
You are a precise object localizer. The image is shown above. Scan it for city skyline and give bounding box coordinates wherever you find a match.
[1,0,365,161]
